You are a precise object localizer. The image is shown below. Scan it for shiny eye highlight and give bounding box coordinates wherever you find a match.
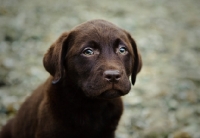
[119,47,127,54]
[82,48,94,56]
[117,46,128,55]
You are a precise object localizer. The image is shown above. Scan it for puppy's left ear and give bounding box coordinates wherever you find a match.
[43,32,71,84]
[126,32,142,85]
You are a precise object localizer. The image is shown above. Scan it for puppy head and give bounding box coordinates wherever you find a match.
[43,19,142,98]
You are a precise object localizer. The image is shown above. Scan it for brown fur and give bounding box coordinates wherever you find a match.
[0,19,142,138]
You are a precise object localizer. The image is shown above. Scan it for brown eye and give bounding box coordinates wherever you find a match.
[83,48,94,56]
[118,47,128,55]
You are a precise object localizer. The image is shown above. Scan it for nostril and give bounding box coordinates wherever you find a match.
[103,70,121,83]
[115,74,121,80]
[106,75,112,80]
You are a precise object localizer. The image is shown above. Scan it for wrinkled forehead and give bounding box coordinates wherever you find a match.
[71,20,129,45]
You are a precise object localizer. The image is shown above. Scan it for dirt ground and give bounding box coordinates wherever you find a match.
[0,0,200,137]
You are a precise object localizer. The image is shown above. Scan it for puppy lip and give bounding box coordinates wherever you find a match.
[88,84,107,90]
[84,83,130,98]
[99,89,125,99]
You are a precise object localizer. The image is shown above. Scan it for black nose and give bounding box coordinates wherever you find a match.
[103,70,121,83]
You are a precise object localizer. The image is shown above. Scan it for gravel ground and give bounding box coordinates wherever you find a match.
[0,0,200,137]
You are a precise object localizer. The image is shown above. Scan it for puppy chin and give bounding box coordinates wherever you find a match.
[82,82,131,99]
[98,90,121,99]
[98,88,130,99]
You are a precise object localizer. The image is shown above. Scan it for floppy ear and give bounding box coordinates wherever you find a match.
[43,32,70,84]
[126,33,142,85]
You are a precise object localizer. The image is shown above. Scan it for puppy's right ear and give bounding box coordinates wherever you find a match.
[43,32,70,84]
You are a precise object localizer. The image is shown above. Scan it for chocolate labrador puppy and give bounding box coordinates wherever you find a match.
[0,19,142,138]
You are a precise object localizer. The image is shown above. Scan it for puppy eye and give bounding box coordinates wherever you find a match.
[118,47,128,55]
[83,48,94,56]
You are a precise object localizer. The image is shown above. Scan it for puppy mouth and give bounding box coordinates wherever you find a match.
[83,82,131,99]
[99,89,126,99]
[88,84,107,90]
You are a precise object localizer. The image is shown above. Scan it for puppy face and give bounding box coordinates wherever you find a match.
[43,20,142,99]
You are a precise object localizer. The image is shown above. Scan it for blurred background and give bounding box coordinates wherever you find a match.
[0,0,200,137]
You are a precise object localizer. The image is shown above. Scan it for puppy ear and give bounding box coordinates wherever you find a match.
[126,32,142,85]
[43,32,70,84]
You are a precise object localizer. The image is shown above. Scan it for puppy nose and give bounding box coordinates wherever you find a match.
[103,70,121,83]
